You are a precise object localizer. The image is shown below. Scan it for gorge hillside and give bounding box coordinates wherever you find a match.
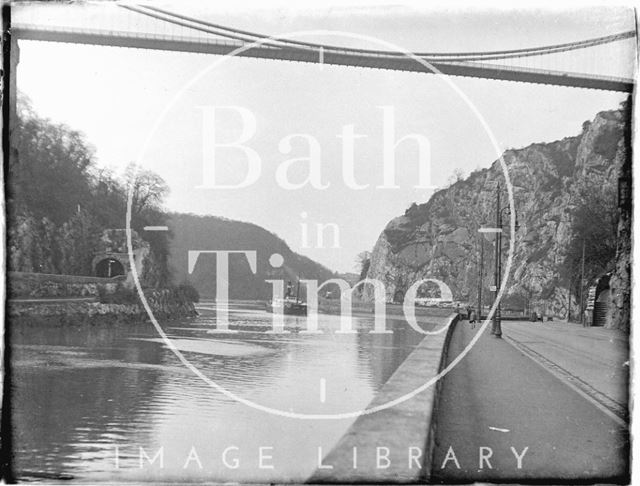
[168,213,335,299]
[364,104,631,329]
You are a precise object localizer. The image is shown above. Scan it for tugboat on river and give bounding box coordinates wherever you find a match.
[265,279,307,316]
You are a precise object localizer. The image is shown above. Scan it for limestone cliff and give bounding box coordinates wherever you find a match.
[365,105,630,329]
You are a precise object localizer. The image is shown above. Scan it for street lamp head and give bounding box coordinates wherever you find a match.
[499,206,520,231]
[512,217,521,231]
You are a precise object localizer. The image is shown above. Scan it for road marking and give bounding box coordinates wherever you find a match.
[504,335,627,426]
[488,426,510,433]
[320,378,326,403]
[319,46,324,69]
[143,225,169,231]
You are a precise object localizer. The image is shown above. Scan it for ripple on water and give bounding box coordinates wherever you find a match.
[12,305,448,482]
[130,337,276,357]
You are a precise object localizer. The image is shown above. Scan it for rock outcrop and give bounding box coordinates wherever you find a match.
[365,105,631,330]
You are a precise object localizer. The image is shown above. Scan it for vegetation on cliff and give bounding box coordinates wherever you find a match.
[8,96,171,287]
[8,96,334,301]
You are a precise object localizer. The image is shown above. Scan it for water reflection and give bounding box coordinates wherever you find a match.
[12,302,446,482]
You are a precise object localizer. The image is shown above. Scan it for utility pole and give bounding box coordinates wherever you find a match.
[477,238,484,320]
[579,239,586,324]
[493,183,502,337]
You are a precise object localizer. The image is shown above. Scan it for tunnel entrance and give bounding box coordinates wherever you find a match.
[95,258,125,278]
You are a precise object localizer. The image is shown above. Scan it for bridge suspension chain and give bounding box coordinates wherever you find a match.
[122,3,636,63]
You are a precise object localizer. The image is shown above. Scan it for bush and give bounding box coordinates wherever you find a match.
[98,285,140,304]
[175,282,200,303]
[593,125,622,159]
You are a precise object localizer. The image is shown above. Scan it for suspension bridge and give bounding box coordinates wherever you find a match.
[9,3,637,93]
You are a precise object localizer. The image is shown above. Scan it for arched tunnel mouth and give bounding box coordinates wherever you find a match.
[95,258,125,278]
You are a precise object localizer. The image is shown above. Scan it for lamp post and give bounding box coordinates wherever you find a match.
[479,183,518,338]
[494,187,502,336]
[579,239,585,325]
[477,238,484,321]
[478,224,502,335]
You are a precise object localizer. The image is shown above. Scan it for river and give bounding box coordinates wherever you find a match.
[11,301,447,483]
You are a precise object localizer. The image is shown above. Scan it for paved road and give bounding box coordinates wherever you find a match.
[431,321,629,483]
[503,320,628,410]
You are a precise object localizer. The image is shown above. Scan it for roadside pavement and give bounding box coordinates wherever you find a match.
[430,320,629,483]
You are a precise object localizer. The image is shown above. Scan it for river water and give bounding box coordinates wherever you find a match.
[11,301,446,483]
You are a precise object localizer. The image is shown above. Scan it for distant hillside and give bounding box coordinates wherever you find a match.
[168,213,335,299]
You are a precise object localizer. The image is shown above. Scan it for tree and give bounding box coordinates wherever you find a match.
[8,96,174,285]
[562,179,618,308]
[355,251,372,281]
[88,167,127,228]
[58,209,101,275]
[447,168,466,186]
[9,97,95,224]
[124,163,169,224]
[8,213,38,272]
[124,163,172,287]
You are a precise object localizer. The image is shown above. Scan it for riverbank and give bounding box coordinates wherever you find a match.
[9,288,197,326]
[317,299,455,319]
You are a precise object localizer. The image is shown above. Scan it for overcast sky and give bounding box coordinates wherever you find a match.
[15,2,635,273]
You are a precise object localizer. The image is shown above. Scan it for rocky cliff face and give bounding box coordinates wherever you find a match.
[365,106,630,328]
[609,110,632,331]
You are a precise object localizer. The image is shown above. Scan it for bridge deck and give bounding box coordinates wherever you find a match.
[13,25,635,93]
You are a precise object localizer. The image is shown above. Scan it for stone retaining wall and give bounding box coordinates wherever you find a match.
[308,313,459,483]
[9,289,197,326]
[8,271,124,299]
